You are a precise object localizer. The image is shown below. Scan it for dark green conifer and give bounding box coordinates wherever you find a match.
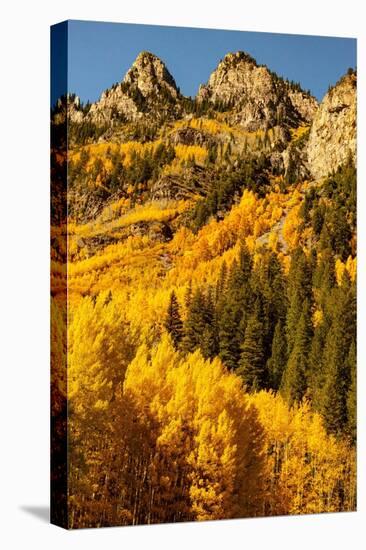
[200,289,219,359]
[286,248,312,354]
[215,261,227,303]
[181,289,207,354]
[237,313,266,391]
[218,248,253,370]
[321,327,349,436]
[267,320,287,389]
[281,300,312,405]
[165,291,183,349]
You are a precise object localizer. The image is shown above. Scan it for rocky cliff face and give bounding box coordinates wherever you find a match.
[197,52,318,131]
[288,89,318,124]
[307,72,356,179]
[87,51,183,125]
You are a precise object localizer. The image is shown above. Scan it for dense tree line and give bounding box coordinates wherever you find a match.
[166,164,356,439]
[190,154,272,231]
[56,288,355,527]
[68,141,176,199]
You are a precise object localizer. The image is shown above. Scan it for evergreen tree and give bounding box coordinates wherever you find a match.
[267,320,287,390]
[184,280,192,311]
[218,248,253,370]
[312,249,335,302]
[281,300,312,405]
[252,252,287,363]
[165,291,183,349]
[308,320,328,411]
[312,203,325,236]
[321,279,355,436]
[267,253,287,320]
[182,289,218,357]
[321,326,349,436]
[237,313,266,391]
[200,289,219,359]
[328,207,352,260]
[286,248,312,354]
[218,299,244,370]
[215,261,228,303]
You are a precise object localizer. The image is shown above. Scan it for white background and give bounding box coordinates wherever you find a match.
[0,0,365,548]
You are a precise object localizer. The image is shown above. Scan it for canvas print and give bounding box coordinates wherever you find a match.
[51,20,357,529]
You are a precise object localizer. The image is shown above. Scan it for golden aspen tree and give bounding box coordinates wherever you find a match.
[248,391,356,516]
[123,337,266,523]
[67,293,137,527]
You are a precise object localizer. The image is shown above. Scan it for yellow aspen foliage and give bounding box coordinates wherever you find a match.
[71,140,164,172]
[169,226,195,254]
[61,184,302,339]
[335,256,357,285]
[248,391,356,515]
[174,144,208,164]
[245,234,257,253]
[346,255,357,281]
[282,204,301,250]
[68,293,136,413]
[312,308,324,327]
[271,205,283,223]
[268,231,279,252]
[289,125,310,143]
[123,337,266,522]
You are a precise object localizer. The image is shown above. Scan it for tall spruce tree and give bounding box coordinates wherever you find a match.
[165,291,183,349]
[267,320,287,390]
[200,289,219,359]
[218,248,253,370]
[251,252,287,364]
[321,326,349,436]
[281,300,312,405]
[237,313,266,391]
[184,280,193,312]
[308,320,328,411]
[319,270,356,435]
[286,248,312,354]
[218,298,244,370]
[181,289,206,354]
[181,288,217,356]
[215,261,228,303]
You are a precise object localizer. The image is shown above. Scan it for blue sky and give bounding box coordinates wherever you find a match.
[51,20,356,106]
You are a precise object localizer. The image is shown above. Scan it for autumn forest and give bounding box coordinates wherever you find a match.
[51,41,357,529]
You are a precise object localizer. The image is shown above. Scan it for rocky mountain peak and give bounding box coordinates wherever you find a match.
[307,70,356,179]
[198,50,318,131]
[220,50,258,69]
[86,51,183,127]
[123,51,180,100]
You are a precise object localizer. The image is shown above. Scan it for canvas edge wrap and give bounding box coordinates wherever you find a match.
[51,21,69,530]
